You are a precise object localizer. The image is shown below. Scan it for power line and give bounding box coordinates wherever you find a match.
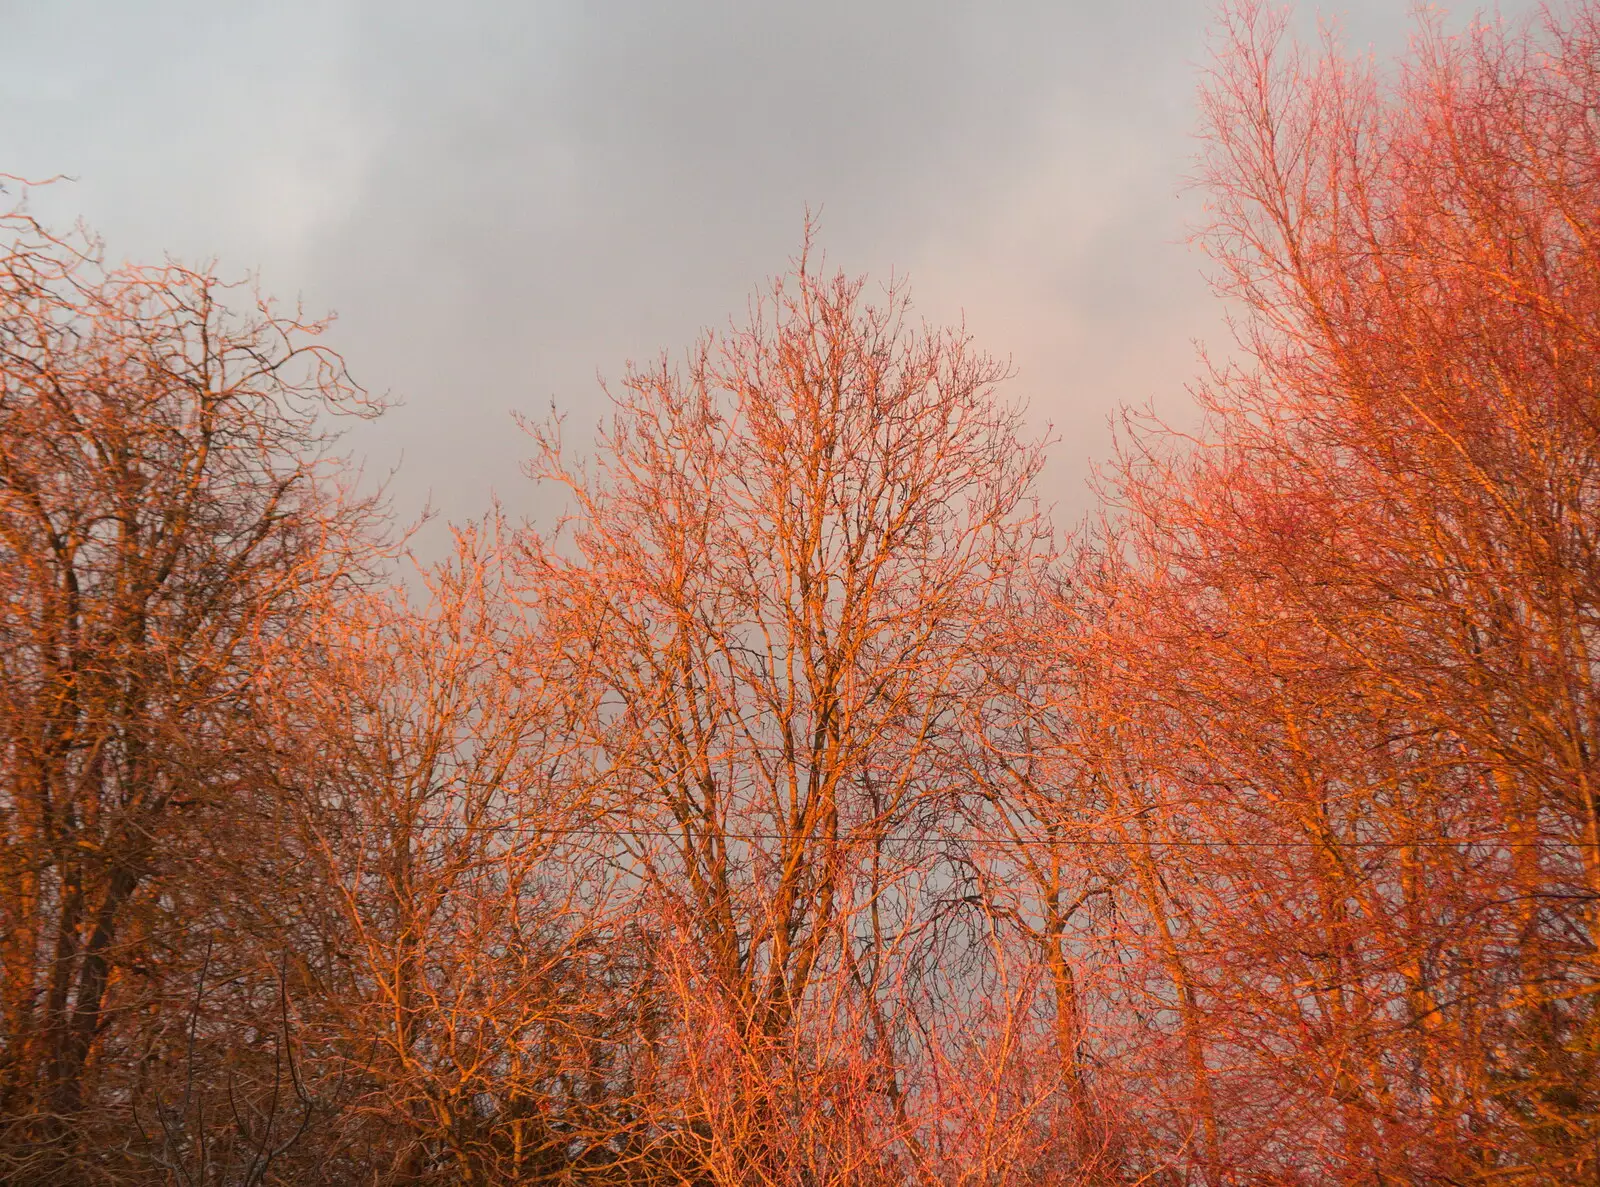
[374,821,1583,850]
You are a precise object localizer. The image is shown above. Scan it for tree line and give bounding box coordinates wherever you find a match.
[3,3,1599,1182]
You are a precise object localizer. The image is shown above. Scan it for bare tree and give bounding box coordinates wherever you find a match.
[518,236,1056,1183]
[1047,3,1600,1180]
[268,518,645,1184]
[0,193,386,1176]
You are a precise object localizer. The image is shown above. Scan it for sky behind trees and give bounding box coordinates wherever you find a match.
[5,3,1597,1179]
[0,0,1531,534]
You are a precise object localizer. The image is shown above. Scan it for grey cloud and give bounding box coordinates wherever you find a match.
[0,0,1540,539]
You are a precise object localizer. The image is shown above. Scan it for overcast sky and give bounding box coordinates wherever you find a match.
[0,0,1535,543]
